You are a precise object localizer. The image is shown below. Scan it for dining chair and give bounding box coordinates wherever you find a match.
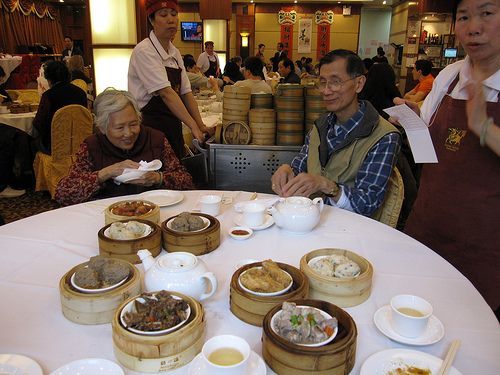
[33,104,92,198]
[372,166,404,228]
[16,89,40,104]
[71,79,88,93]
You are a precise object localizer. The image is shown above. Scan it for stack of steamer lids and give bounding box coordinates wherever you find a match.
[249,108,276,145]
[250,92,274,109]
[222,85,251,126]
[304,85,327,135]
[274,83,305,146]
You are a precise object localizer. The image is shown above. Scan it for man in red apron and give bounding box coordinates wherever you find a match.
[128,0,211,160]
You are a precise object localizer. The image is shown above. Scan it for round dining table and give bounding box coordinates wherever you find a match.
[0,111,36,135]
[0,190,498,374]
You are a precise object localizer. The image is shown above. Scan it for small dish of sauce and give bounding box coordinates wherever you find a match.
[229,226,253,240]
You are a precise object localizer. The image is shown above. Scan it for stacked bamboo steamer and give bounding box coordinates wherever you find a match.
[161,213,220,255]
[97,219,162,264]
[300,248,373,307]
[222,85,251,129]
[229,261,309,327]
[112,291,205,373]
[251,93,273,109]
[274,84,305,146]
[262,299,357,374]
[249,109,276,145]
[59,259,141,325]
[304,85,327,135]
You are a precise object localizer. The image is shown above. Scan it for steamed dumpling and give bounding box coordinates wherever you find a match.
[334,261,361,278]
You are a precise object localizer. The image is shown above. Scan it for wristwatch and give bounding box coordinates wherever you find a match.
[325,182,340,198]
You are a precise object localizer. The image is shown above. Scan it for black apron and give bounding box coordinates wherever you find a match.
[204,56,218,78]
[140,38,185,159]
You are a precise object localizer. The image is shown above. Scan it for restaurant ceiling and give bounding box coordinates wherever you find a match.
[43,0,398,6]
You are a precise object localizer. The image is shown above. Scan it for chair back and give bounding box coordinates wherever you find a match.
[17,90,40,104]
[371,166,404,228]
[71,79,88,93]
[51,104,92,161]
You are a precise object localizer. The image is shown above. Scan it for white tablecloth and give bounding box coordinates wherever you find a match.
[0,190,498,374]
[0,56,22,81]
[0,112,36,135]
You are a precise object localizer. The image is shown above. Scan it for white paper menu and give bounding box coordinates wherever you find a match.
[384,104,438,163]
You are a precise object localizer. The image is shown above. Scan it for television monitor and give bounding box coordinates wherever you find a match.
[181,22,202,42]
[444,48,457,58]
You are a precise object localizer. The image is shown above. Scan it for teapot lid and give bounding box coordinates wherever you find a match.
[157,252,197,272]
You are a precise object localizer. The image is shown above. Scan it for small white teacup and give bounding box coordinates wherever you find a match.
[201,334,250,374]
[242,202,266,227]
[199,194,222,216]
[390,294,433,338]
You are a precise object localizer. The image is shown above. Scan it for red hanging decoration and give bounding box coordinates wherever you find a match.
[316,24,331,61]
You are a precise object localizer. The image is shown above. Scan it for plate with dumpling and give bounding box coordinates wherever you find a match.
[166,212,210,233]
[270,302,338,347]
[71,256,130,293]
[238,260,293,296]
[104,220,152,240]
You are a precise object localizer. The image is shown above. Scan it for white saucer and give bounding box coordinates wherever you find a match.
[374,305,445,346]
[50,358,124,375]
[234,213,274,230]
[188,350,266,375]
[0,354,43,375]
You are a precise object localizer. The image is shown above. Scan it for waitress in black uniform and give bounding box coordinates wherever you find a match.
[128,0,212,159]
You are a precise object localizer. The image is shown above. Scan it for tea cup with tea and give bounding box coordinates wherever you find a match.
[201,334,250,374]
[242,202,266,227]
[390,294,433,338]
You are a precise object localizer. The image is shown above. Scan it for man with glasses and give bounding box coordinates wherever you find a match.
[271,49,400,217]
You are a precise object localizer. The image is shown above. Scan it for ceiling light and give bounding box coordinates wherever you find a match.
[294,0,298,3]
[383,0,387,4]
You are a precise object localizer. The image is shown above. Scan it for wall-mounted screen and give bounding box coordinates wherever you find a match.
[181,22,202,42]
[444,48,457,58]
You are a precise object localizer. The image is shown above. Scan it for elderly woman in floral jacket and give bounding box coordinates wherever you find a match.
[55,88,193,206]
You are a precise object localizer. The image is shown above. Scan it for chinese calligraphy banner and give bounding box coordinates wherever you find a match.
[281,24,294,59]
[298,18,312,54]
[315,11,334,61]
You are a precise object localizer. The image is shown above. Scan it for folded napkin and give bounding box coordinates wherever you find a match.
[114,159,162,184]
[202,114,221,128]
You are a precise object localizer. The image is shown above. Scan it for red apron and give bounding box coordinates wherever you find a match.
[405,75,500,310]
[141,38,185,159]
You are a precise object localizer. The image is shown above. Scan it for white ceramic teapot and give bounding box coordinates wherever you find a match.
[268,196,324,234]
[137,250,217,301]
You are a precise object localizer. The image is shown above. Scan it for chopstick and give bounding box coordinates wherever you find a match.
[249,192,257,200]
[437,339,461,375]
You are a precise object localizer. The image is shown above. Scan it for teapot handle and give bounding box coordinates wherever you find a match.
[312,197,324,212]
[198,272,218,301]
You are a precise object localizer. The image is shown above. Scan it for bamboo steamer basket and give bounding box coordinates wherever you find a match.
[277,111,304,122]
[251,93,274,108]
[222,113,248,122]
[300,248,373,307]
[262,299,357,374]
[59,259,141,325]
[274,97,304,111]
[229,261,309,327]
[224,85,251,97]
[98,219,162,264]
[222,121,252,145]
[305,95,327,110]
[276,132,304,146]
[249,108,276,123]
[223,98,251,111]
[161,213,220,255]
[275,84,304,97]
[104,200,160,225]
[112,291,205,373]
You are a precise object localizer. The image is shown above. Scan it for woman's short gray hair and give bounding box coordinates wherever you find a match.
[93,88,142,133]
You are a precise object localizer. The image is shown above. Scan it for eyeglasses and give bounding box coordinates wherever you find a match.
[316,75,360,91]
